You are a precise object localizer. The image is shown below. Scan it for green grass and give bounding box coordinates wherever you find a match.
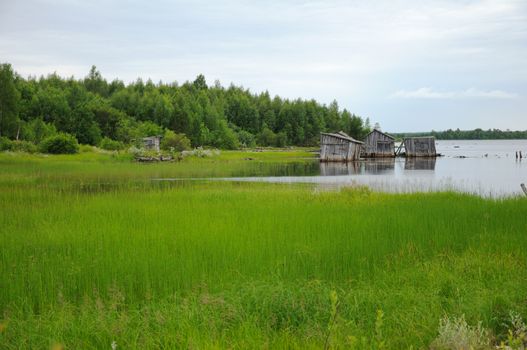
[1,152,526,349]
[0,148,317,186]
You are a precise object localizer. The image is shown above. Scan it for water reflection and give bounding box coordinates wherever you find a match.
[320,158,395,176]
[154,140,527,197]
[320,162,360,176]
[404,157,436,170]
[363,158,395,174]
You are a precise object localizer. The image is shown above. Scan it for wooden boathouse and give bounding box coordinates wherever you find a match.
[320,131,363,162]
[402,137,437,157]
[362,129,395,157]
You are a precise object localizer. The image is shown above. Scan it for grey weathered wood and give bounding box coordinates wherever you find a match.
[142,136,162,152]
[521,183,527,196]
[320,131,363,162]
[362,129,395,158]
[403,137,437,157]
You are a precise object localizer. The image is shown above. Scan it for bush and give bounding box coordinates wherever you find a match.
[0,137,37,153]
[161,130,191,152]
[0,136,13,151]
[430,315,490,350]
[10,140,37,153]
[237,130,256,148]
[21,118,57,144]
[99,137,125,151]
[275,131,288,147]
[79,144,97,153]
[39,134,79,154]
[257,127,276,147]
[210,120,239,150]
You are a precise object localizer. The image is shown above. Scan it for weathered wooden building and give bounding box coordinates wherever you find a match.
[403,137,437,157]
[142,136,162,152]
[362,129,395,157]
[320,131,363,162]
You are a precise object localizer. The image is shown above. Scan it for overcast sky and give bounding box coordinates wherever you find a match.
[1,0,526,132]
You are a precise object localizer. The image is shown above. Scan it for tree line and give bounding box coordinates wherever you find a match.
[392,128,527,140]
[0,63,372,150]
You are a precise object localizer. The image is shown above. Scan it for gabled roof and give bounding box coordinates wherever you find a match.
[321,131,364,144]
[367,128,395,140]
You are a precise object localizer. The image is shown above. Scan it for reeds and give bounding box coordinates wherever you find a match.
[1,154,526,348]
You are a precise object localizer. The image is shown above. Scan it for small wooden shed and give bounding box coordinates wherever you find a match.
[142,136,162,152]
[320,131,363,162]
[362,129,395,157]
[403,137,437,157]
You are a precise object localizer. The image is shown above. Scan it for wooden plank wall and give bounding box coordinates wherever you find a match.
[363,130,395,157]
[320,134,361,162]
[404,137,437,157]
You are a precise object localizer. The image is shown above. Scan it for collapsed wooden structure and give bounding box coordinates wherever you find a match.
[320,131,363,162]
[362,129,395,157]
[142,136,162,152]
[402,137,437,157]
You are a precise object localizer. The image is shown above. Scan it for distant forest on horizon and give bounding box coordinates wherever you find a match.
[392,129,527,140]
[1,63,526,151]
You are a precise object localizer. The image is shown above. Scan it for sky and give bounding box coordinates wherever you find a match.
[0,0,526,132]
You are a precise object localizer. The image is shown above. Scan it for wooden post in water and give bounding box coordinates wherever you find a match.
[521,183,527,197]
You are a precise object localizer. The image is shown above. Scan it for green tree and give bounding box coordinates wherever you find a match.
[193,74,208,90]
[21,118,57,144]
[160,130,191,152]
[84,65,108,97]
[0,64,21,137]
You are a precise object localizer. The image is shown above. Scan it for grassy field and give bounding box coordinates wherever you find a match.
[1,151,527,349]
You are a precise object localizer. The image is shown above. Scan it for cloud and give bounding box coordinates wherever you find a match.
[390,87,519,99]
[0,0,526,130]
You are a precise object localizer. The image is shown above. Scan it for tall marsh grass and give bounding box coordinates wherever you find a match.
[1,154,527,348]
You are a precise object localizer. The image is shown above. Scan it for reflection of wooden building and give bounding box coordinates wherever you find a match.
[405,157,436,170]
[363,158,395,174]
[320,161,360,176]
[403,137,437,157]
[363,129,395,157]
[320,131,363,162]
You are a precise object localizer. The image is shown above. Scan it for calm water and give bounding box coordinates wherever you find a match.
[215,140,527,197]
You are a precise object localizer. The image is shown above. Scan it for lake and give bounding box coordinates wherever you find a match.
[211,140,527,197]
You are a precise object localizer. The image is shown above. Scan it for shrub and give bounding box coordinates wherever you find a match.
[237,130,256,148]
[161,130,191,152]
[0,136,13,151]
[181,147,220,159]
[21,118,57,144]
[10,140,37,153]
[99,137,125,151]
[79,144,97,153]
[210,121,239,150]
[430,315,490,350]
[257,127,276,147]
[39,134,79,154]
[275,131,288,147]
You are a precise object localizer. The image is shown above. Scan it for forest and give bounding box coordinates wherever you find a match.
[0,63,371,151]
[392,128,527,140]
[2,63,525,154]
